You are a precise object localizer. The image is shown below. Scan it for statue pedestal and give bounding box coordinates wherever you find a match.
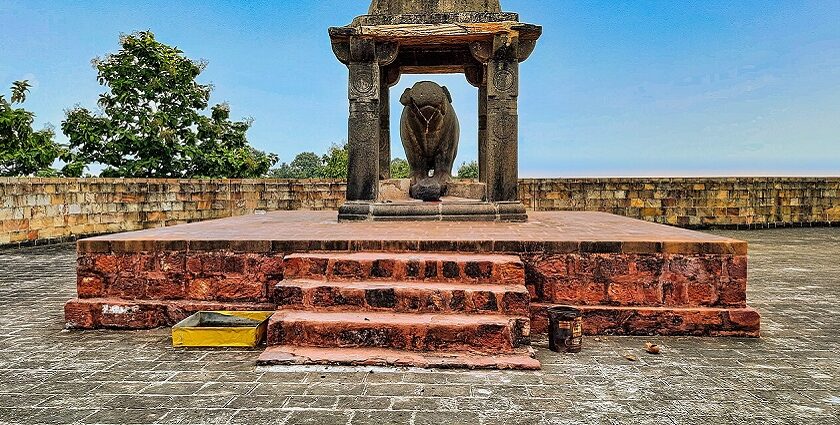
[338,199,527,222]
[339,179,526,222]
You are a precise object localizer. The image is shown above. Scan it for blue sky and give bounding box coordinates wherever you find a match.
[1,0,839,177]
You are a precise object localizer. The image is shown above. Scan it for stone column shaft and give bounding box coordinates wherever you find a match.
[379,76,391,180]
[478,81,488,184]
[483,35,520,202]
[346,38,382,201]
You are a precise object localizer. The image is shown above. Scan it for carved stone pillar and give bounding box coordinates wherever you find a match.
[478,82,488,184]
[345,40,398,201]
[473,35,519,202]
[378,66,401,180]
[465,64,487,185]
[379,77,390,180]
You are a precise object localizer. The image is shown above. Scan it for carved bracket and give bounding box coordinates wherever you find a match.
[470,34,521,63]
[376,42,400,66]
[332,42,350,64]
[469,41,492,63]
[383,65,401,87]
[464,65,485,88]
[334,39,400,66]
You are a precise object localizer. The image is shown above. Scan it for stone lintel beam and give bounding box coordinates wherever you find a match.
[330,22,541,52]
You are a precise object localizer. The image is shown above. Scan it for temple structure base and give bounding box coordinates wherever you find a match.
[65,210,760,369]
[338,200,528,222]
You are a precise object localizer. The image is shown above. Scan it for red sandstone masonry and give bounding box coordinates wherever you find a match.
[64,211,758,337]
[64,297,274,329]
[274,279,530,316]
[76,251,284,303]
[522,253,747,308]
[266,310,530,353]
[530,303,760,337]
[284,252,525,285]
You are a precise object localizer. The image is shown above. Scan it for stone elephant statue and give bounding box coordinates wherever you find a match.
[399,81,460,201]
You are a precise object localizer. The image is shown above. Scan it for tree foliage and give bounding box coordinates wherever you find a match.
[61,31,276,178]
[321,144,349,179]
[457,160,479,179]
[267,143,349,179]
[0,80,72,177]
[390,158,410,179]
[266,144,422,181]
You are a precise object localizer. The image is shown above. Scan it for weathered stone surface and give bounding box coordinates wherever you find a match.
[266,310,529,353]
[338,199,528,222]
[400,81,460,201]
[523,252,748,308]
[258,345,540,370]
[4,177,838,248]
[274,279,530,315]
[270,248,533,370]
[64,297,273,329]
[530,303,760,337]
[65,211,757,337]
[75,251,282,304]
[284,252,525,285]
[367,0,502,15]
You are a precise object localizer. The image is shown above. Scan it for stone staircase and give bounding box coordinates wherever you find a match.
[257,252,540,370]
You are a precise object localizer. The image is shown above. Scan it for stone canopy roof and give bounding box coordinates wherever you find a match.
[345,0,518,27]
[368,0,502,14]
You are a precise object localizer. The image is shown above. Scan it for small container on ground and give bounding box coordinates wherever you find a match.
[172,311,274,347]
[547,306,583,353]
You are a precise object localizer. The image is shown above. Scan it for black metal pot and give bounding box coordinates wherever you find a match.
[547,306,583,353]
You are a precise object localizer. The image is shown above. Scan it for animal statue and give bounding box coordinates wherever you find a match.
[399,81,460,201]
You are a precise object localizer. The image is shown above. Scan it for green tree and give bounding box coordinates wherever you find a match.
[267,152,322,178]
[457,160,479,179]
[266,143,351,179]
[390,158,410,179]
[320,143,348,179]
[0,80,72,177]
[61,31,276,178]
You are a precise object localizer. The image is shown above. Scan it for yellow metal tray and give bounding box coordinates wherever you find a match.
[172,311,274,347]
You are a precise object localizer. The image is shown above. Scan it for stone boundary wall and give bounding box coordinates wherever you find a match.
[519,177,840,229]
[0,178,345,247]
[2,177,839,247]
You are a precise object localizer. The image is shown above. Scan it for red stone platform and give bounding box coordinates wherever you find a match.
[65,211,760,369]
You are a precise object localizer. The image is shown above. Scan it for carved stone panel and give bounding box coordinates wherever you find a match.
[485,109,518,202]
[347,111,381,201]
[347,58,382,201]
[349,63,380,101]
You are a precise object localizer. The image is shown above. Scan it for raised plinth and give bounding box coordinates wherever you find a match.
[338,200,527,222]
[66,210,759,339]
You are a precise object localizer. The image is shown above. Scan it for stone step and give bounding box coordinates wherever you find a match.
[283,252,525,285]
[274,279,530,315]
[258,345,540,370]
[266,310,530,354]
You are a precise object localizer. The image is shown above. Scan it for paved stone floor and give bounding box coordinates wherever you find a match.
[0,228,838,424]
